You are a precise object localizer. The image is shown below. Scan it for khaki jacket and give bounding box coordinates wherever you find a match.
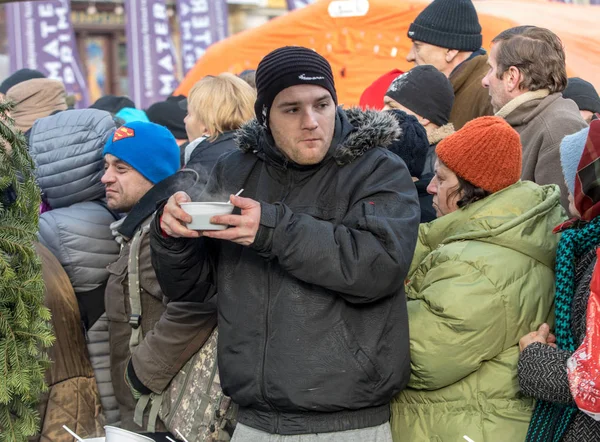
[34,243,104,442]
[105,216,217,432]
[497,90,588,209]
[449,54,494,130]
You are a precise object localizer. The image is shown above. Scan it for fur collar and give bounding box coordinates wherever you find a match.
[236,107,401,166]
[495,89,550,119]
[427,123,455,145]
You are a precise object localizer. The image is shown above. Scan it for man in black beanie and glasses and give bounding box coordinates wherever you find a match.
[406,0,493,129]
[150,46,420,441]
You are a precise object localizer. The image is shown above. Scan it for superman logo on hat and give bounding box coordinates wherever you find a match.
[113,126,135,142]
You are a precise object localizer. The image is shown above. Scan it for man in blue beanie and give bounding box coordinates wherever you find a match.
[102,121,216,438]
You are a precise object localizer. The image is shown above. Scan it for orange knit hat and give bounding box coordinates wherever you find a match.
[436,116,522,193]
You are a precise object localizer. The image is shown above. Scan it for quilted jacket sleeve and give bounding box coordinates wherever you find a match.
[407,260,506,390]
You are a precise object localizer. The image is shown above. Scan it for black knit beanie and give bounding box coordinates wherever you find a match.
[255,46,337,129]
[0,69,46,95]
[563,77,600,114]
[146,95,188,140]
[386,66,454,127]
[387,110,430,178]
[408,0,482,52]
[90,95,135,114]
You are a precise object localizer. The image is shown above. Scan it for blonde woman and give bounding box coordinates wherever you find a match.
[183,73,256,176]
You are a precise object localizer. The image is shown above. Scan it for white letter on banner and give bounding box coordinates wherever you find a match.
[44,61,62,79]
[43,39,60,58]
[159,74,176,95]
[63,66,75,84]
[191,16,210,29]
[155,37,171,54]
[158,53,174,71]
[153,3,167,20]
[193,30,212,46]
[40,21,58,39]
[155,22,169,36]
[56,7,69,30]
[38,4,54,18]
[191,0,209,13]
[60,44,73,63]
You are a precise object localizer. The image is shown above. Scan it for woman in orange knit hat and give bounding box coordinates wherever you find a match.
[390,116,566,442]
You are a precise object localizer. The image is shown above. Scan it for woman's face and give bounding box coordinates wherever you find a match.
[426,159,461,217]
[184,108,208,141]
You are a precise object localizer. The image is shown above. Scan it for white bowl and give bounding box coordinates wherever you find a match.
[180,202,235,230]
[104,426,154,442]
[83,438,105,442]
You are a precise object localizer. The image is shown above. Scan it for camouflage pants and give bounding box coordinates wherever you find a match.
[230,422,393,442]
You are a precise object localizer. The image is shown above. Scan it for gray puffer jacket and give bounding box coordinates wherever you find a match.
[30,109,120,296]
[29,109,121,425]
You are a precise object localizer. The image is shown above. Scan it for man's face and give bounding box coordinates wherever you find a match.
[269,84,336,166]
[406,41,450,75]
[481,43,513,113]
[184,108,207,141]
[426,159,461,217]
[101,154,153,213]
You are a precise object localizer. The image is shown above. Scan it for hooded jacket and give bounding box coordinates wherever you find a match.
[150,107,420,435]
[29,109,121,425]
[497,91,587,209]
[390,181,565,442]
[449,53,494,130]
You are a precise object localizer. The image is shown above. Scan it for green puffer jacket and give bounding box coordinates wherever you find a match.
[391,181,566,442]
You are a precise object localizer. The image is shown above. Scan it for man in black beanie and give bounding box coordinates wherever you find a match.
[151,46,420,441]
[89,95,135,115]
[563,77,600,124]
[406,0,493,129]
[0,68,45,97]
[383,66,455,175]
[145,95,188,144]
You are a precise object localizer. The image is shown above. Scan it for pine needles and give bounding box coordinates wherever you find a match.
[0,100,54,442]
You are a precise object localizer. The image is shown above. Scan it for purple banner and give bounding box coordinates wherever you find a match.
[176,0,229,74]
[126,0,177,109]
[286,0,316,10]
[6,1,90,107]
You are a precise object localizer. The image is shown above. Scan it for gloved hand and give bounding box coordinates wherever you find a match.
[125,357,152,399]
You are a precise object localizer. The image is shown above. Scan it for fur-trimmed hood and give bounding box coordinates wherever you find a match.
[236,107,401,167]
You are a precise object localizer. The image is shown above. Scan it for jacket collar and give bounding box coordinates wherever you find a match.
[117,169,198,240]
[495,89,551,120]
[427,123,455,146]
[449,51,488,92]
[235,107,401,169]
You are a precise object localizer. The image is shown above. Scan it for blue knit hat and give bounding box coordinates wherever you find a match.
[560,126,589,195]
[115,107,150,124]
[103,121,180,184]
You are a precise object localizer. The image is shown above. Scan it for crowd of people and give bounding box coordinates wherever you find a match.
[3,0,600,441]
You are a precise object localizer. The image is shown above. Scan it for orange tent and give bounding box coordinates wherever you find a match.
[175,0,600,106]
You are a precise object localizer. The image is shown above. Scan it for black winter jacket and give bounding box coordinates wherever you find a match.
[150,108,420,435]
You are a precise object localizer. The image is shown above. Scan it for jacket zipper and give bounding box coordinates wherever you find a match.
[261,261,278,431]
[260,176,294,433]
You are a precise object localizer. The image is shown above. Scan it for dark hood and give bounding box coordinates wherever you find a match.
[235,107,401,168]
